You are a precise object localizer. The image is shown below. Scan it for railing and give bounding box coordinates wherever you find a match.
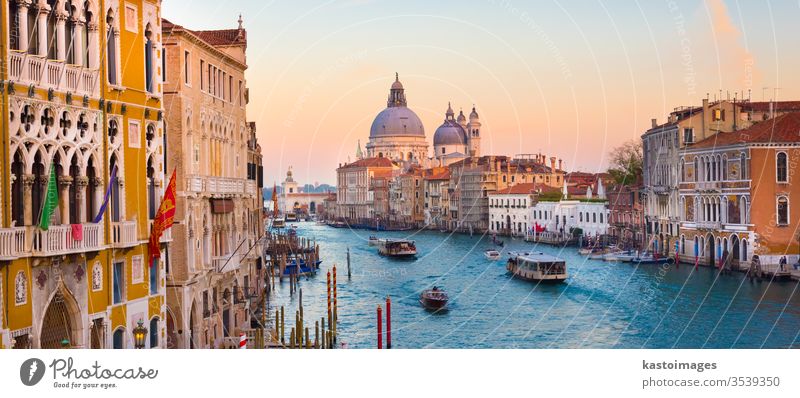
[696,221,721,230]
[213,254,240,273]
[111,221,138,248]
[245,180,257,196]
[185,175,247,196]
[8,51,99,97]
[32,224,103,256]
[0,227,28,259]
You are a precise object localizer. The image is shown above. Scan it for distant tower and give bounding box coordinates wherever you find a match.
[356,140,364,160]
[280,166,299,213]
[467,106,481,157]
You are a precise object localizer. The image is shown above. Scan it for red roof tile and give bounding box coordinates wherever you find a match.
[690,112,800,149]
[338,157,396,169]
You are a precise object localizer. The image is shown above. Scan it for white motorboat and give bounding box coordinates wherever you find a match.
[484,249,502,261]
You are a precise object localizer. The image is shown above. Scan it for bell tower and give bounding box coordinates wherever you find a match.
[467,106,481,157]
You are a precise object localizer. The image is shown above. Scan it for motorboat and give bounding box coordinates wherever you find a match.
[484,249,502,261]
[368,236,383,246]
[420,287,449,310]
[377,239,417,257]
[506,251,568,283]
[272,217,286,229]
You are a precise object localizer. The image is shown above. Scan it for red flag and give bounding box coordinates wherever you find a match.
[149,169,177,266]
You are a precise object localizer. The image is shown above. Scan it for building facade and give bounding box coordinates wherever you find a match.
[162,16,263,349]
[335,157,398,224]
[676,113,800,269]
[1,0,168,349]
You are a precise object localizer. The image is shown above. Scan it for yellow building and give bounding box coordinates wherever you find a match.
[0,0,168,349]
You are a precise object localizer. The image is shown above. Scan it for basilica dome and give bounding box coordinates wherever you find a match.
[433,120,467,146]
[369,74,426,139]
[369,107,425,138]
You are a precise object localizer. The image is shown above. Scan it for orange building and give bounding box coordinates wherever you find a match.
[677,112,800,269]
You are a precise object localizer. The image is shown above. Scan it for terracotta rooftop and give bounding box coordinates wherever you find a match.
[338,157,396,169]
[163,18,247,47]
[490,183,557,195]
[742,101,800,112]
[690,112,800,149]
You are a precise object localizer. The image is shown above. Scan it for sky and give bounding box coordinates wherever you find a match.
[163,0,800,186]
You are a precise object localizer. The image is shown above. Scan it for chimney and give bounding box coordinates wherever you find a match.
[550,157,556,171]
[651,118,657,128]
[769,100,774,119]
[558,159,563,171]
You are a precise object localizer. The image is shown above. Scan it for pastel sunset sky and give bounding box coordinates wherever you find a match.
[163,0,800,185]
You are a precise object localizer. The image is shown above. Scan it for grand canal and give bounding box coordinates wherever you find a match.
[270,223,800,348]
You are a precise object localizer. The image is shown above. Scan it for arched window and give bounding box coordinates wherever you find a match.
[65,3,76,64]
[740,152,747,179]
[721,155,727,181]
[83,1,93,68]
[694,157,699,182]
[11,151,24,225]
[149,318,159,348]
[106,9,118,85]
[113,328,125,349]
[145,24,154,93]
[776,152,788,183]
[777,196,789,225]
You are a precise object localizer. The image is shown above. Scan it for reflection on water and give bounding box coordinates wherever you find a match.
[268,223,800,348]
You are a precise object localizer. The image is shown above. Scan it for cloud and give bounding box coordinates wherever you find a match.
[700,0,760,93]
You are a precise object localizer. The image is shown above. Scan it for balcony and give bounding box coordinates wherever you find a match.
[9,51,98,97]
[213,254,241,273]
[111,221,138,248]
[0,227,28,260]
[245,180,257,196]
[696,221,721,230]
[696,181,719,191]
[186,175,247,197]
[32,224,103,256]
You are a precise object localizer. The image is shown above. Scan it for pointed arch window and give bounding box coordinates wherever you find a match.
[145,24,154,93]
[106,10,118,85]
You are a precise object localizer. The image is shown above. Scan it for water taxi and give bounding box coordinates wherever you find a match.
[377,239,417,257]
[286,212,298,222]
[420,287,449,310]
[272,217,286,229]
[484,249,502,261]
[506,252,568,283]
[368,236,382,246]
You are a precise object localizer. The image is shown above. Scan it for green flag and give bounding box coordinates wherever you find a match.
[38,164,59,230]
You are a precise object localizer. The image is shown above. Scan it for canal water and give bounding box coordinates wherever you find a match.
[270,223,800,348]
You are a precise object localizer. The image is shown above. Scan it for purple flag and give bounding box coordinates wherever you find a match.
[93,165,118,223]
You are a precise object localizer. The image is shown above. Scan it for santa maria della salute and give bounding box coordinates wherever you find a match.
[363,74,481,168]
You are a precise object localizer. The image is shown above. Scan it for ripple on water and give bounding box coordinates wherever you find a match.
[267,223,800,348]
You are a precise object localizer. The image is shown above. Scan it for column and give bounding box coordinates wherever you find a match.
[58,176,73,225]
[87,22,99,68]
[17,0,30,52]
[56,12,66,60]
[22,174,35,226]
[37,6,48,57]
[73,20,84,66]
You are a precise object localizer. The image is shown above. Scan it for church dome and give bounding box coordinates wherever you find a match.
[370,107,426,138]
[433,120,467,146]
[369,74,425,138]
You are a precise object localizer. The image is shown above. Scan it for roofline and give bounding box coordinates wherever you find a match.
[162,22,248,70]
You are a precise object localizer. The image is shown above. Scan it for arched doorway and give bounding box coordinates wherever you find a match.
[706,234,715,267]
[309,202,316,214]
[112,328,125,349]
[731,235,740,268]
[506,215,511,233]
[189,300,198,349]
[39,288,82,348]
[149,317,159,348]
[166,308,178,349]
